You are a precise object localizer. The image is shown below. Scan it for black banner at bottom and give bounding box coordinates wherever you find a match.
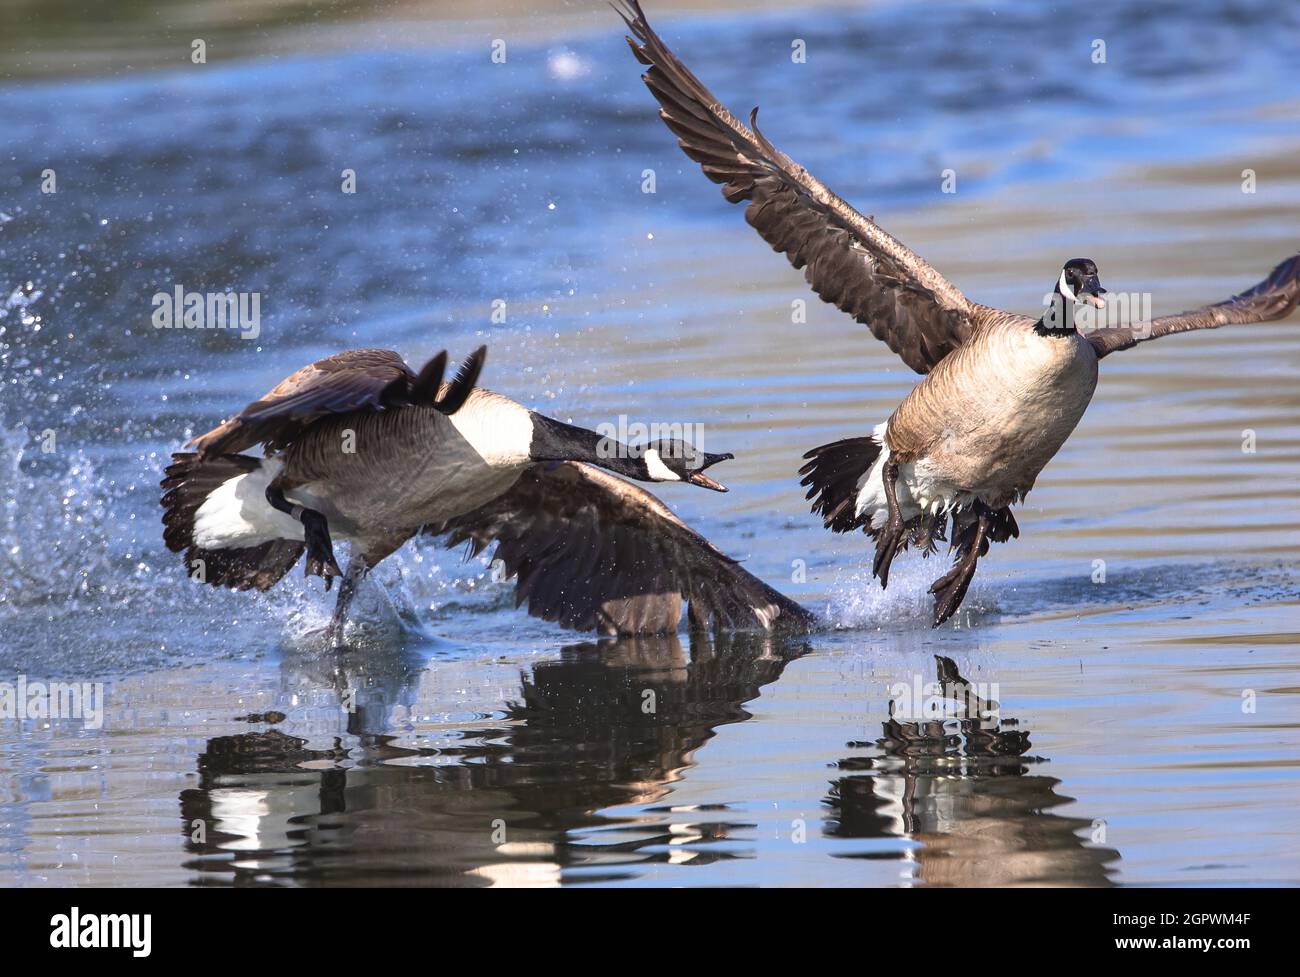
[0,885,1289,963]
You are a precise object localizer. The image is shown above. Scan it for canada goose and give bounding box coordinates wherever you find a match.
[161,345,813,640]
[617,0,1300,625]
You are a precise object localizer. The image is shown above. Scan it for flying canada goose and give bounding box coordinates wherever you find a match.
[617,0,1300,625]
[161,345,813,641]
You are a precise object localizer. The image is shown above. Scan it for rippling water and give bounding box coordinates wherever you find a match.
[1,0,1298,886]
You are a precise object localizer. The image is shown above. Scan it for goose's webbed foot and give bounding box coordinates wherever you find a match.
[929,508,990,627]
[873,517,906,588]
[266,484,342,587]
[929,556,977,627]
[872,459,906,588]
[302,509,343,587]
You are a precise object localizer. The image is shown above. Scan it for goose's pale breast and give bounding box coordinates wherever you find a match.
[887,321,1099,507]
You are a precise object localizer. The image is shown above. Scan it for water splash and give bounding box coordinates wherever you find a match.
[0,425,112,610]
[823,559,1001,631]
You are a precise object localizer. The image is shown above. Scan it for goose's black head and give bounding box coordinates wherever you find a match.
[527,413,734,491]
[1057,258,1107,309]
[637,439,734,492]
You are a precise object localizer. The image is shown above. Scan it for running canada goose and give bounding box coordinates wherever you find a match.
[161,345,813,640]
[617,0,1300,625]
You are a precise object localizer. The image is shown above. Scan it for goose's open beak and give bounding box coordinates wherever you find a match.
[687,451,733,492]
[687,471,728,492]
[1082,278,1107,308]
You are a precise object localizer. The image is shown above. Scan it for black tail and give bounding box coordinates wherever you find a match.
[160,452,304,591]
[408,350,448,405]
[798,437,882,534]
[391,345,485,412]
[434,344,486,415]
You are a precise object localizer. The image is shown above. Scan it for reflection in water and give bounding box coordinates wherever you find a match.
[178,640,1120,886]
[825,656,1121,887]
[179,633,809,886]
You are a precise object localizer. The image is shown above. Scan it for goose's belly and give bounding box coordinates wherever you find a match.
[290,455,523,542]
[856,331,1098,525]
[281,404,530,542]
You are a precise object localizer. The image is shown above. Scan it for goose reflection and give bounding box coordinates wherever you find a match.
[825,655,1120,887]
[179,631,808,886]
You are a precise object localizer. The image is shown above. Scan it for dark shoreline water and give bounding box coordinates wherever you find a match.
[2,0,1299,885]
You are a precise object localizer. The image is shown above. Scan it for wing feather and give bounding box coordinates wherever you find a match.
[616,0,977,373]
[189,346,485,456]
[1088,254,1300,358]
[189,348,413,457]
[429,462,815,636]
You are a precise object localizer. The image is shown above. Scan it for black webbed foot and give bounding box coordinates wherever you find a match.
[928,508,990,627]
[872,513,907,589]
[929,553,977,627]
[301,509,343,586]
[266,482,342,588]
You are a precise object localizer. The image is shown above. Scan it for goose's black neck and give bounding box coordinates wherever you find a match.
[1034,290,1079,338]
[527,413,647,480]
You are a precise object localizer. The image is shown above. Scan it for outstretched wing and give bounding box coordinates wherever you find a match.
[616,0,978,373]
[1089,254,1300,358]
[189,346,485,457]
[430,462,816,636]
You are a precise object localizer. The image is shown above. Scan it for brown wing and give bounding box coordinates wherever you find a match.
[188,346,486,458]
[616,0,977,373]
[430,462,816,636]
[189,348,412,457]
[1089,254,1300,358]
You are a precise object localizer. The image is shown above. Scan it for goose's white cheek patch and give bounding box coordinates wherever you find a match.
[1057,269,1076,302]
[643,448,680,481]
